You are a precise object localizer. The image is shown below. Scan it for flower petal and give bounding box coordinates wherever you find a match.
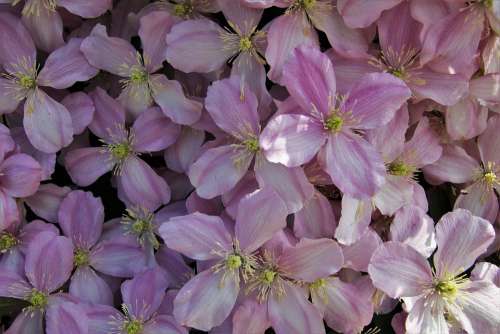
[61,92,95,135]
[469,74,500,104]
[69,267,113,306]
[24,184,71,223]
[401,117,442,168]
[0,153,41,197]
[64,148,114,187]
[139,11,175,72]
[446,96,488,141]
[478,115,500,165]
[0,12,36,72]
[405,295,448,334]
[335,195,372,245]
[58,0,112,18]
[131,107,181,152]
[164,127,204,173]
[337,0,402,28]
[21,6,64,53]
[293,191,336,239]
[342,228,382,272]
[143,315,188,334]
[88,87,126,141]
[46,302,88,334]
[423,145,479,185]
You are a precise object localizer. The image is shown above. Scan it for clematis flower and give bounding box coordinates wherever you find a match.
[369,209,500,334]
[143,0,220,20]
[332,1,469,106]
[81,18,202,121]
[0,13,98,153]
[86,267,187,334]
[423,115,500,222]
[6,0,112,52]
[188,75,314,213]
[0,231,76,334]
[57,190,149,305]
[260,45,411,199]
[158,187,288,331]
[64,88,176,210]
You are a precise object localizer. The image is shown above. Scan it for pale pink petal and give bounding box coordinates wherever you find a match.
[139,11,175,72]
[0,190,20,231]
[335,195,372,245]
[409,0,449,40]
[64,148,114,187]
[165,19,233,73]
[482,36,500,74]
[219,0,262,34]
[21,6,64,53]
[117,81,153,117]
[255,155,315,214]
[337,0,402,28]
[117,156,171,211]
[0,78,20,114]
[324,132,386,199]
[205,76,260,137]
[470,74,500,104]
[390,205,437,257]
[423,145,478,185]
[46,302,88,334]
[342,73,411,129]
[143,315,188,334]
[401,117,442,168]
[405,295,448,334]
[131,107,181,152]
[240,0,288,8]
[293,191,336,239]
[232,299,270,334]
[434,209,495,277]
[188,144,252,199]
[59,0,112,18]
[368,241,433,298]
[151,75,203,125]
[0,153,41,197]
[24,184,71,223]
[373,175,414,216]
[342,228,382,272]
[265,11,319,84]
[173,269,239,331]
[87,304,124,334]
[164,127,204,173]
[478,115,500,165]
[268,282,325,334]
[260,114,327,167]
[61,92,95,135]
[235,187,288,253]
[88,87,126,141]
[159,212,232,260]
[69,267,113,306]
[279,238,343,282]
[221,172,258,220]
[454,184,499,223]
[0,12,36,72]
[471,262,500,286]
[446,96,488,141]
[329,55,378,94]
[37,38,98,89]
[282,45,336,116]
[5,309,44,334]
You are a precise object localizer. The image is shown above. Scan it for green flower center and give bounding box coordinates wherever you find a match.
[226,254,242,270]
[74,248,90,267]
[0,233,18,252]
[243,138,260,153]
[435,280,458,298]
[239,37,253,52]
[262,269,276,284]
[131,219,149,234]
[19,74,36,90]
[387,161,413,177]
[173,3,192,17]
[28,290,48,309]
[484,171,497,187]
[129,67,148,85]
[296,0,316,9]
[390,68,406,79]
[124,319,143,334]
[325,115,344,132]
[108,142,132,161]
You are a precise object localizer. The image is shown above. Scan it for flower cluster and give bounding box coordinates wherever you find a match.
[0,0,499,333]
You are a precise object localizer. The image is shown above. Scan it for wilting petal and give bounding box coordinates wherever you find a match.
[342,228,382,272]
[58,190,104,249]
[65,148,114,187]
[5,309,44,334]
[279,238,343,282]
[293,191,336,239]
[61,92,95,135]
[335,195,372,245]
[265,11,319,83]
[80,24,139,76]
[390,205,437,257]
[313,278,374,333]
[408,68,468,106]
[189,144,252,199]
[69,266,113,306]
[46,302,88,334]
[368,241,432,298]
[59,0,112,18]
[166,19,233,73]
[164,127,204,173]
[337,0,402,28]
[88,87,126,141]
[122,268,168,320]
[25,184,71,223]
[478,115,500,165]
[434,209,495,277]
[232,299,270,334]
[25,232,74,293]
[117,156,171,211]
[446,96,488,141]
[470,74,500,104]
[405,295,448,334]
[0,153,41,197]
[0,12,36,72]
[23,90,73,153]
[143,315,187,334]
[268,282,325,334]
[173,269,239,331]
[235,187,288,253]
[324,132,386,199]
[21,5,64,53]
[402,117,442,168]
[159,212,232,260]
[454,184,499,223]
[342,73,411,129]
[205,76,260,137]
[139,11,175,72]
[260,114,327,167]
[255,156,315,214]
[90,237,147,277]
[282,45,336,116]
[132,107,180,152]
[151,75,202,125]
[423,145,478,184]
[38,38,98,89]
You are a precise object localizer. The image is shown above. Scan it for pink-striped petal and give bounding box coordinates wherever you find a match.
[0,153,41,197]
[64,148,114,187]
[132,107,181,152]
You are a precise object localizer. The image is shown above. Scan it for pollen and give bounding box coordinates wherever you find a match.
[325,115,344,132]
[173,3,193,18]
[19,75,36,90]
[28,289,48,309]
[243,138,260,153]
[309,278,327,290]
[239,37,253,52]
[262,269,276,284]
[226,254,242,270]
[74,248,90,267]
[121,207,159,249]
[0,233,18,252]
[129,67,148,85]
[108,142,132,161]
[435,280,458,298]
[387,161,413,177]
[123,319,143,334]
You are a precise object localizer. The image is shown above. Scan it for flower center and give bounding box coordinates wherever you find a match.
[243,138,260,153]
[74,248,90,267]
[173,3,192,17]
[309,278,327,290]
[121,208,159,249]
[28,289,48,309]
[129,67,148,85]
[261,269,277,284]
[387,161,413,177]
[0,233,18,252]
[123,319,143,334]
[325,115,344,132]
[226,254,242,270]
[389,67,406,79]
[19,74,36,90]
[295,0,316,10]
[108,142,132,161]
[239,37,253,52]
[435,280,458,298]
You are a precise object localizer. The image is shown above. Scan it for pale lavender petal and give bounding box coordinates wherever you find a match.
[61,92,95,135]
[164,127,204,173]
[405,295,448,334]
[0,271,31,299]
[90,237,147,277]
[21,6,64,53]
[64,148,114,187]
[408,68,468,106]
[5,309,44,334]
[423,145,479,185]
[446,96,488,141]
[401,117,442,168]
[335,195,372,245]
[132,107,181,152]
[0,190,18,231]
[235,187,288,253]
[46,302,88,334]
[0,78,20,114]
[139,11,175,72]
[434,209,495,277]
[337,0,402,28]
[471,262,500,286]
[342,228,382,272]
[69,266,113,305]
[37,38,98,89]
[368,241,433,298]
[159,212,232,260]
[219,0,262,34]
[88,87,126,141]
[0,153,41,197]
[232,299,270,334]
[221,172,258,219]
[155,246,194,289]
[143,314,188,334]
[454,184,499,223]
[293,191,336,239]
[278,238,343,282]
[469,74,500,104]
[87,304,124,334]
[59,0,112,18]
[25,184,71,223]
[478,115,500,165]
[373,175,414,216]
[0,12,36,72]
